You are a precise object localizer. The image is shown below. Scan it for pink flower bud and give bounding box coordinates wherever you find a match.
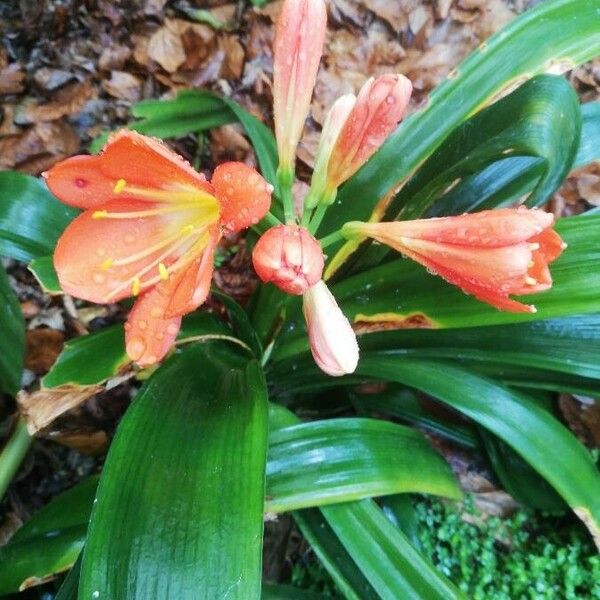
[327,74,412,189]
[252,224,324,295]
[303,281,359,376]
[273,0,327,172]
[305,94,356,209]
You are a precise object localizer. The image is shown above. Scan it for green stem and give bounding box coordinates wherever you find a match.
[277,168,296,224]
[252,211,282,235]
[308,203,328,235]
[0,417,32,501]
[319,229,345,249]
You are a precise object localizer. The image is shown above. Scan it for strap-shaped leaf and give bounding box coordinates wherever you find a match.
[320,499,464,600]
[320,0,600,239]
[429,101,600,218]
[0,476,97,595]
[42,313,236,388]
[0,172,77,262]
[0,266,24,395]
[79,343,268,599]
[356,356,600,544]
[393,75,580,221]
[266,418,460,513]
[28,255,61,294]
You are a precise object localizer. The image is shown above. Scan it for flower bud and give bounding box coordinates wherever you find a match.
[303,280,359,376]
[326,74,412,192]
[252,224,324,295]
[273,0,327,172]
[305,94,356,209]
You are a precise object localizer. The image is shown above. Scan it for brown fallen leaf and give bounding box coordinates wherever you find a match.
[218,35,245,80]
[18,385,102,435]
[102,70,142,101]
[148,19,187,73]
[25,329,64,374]
[45,429,109,455]
[33,67,75,91]
[98,44,132,71]
[0,120,80,175]
[0,63,26,95]
[576,171,600,206]
[16,80,94,124]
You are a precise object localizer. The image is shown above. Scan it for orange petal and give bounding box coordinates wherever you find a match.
[529,228,565,263]
[43,155,116,209]
[100,130,211,192]
[212,162,272,232]
[54,199,195,303]
[125,288,182,367]
[379,208,554,248]
[163,230,219,318]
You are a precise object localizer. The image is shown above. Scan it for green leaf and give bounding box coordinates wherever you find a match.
[392,75,580,221]
[0,172,77,262]
[479,429,566,512]
[79,342,268,599]
[321,499,464,600]
[293,509,379,600]
[321,0,600,241]
[261,584,327,599]
[356,356,600,542]
[28,255,61,294]
[42,313,235,388]
[0,476,97,595]
[427,101,600,218]
[265,418,460,513]
[380,495,422,551]
[55,553,81,600]
[0,267,24,395]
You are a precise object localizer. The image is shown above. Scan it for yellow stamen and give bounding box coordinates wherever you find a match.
[95,204,219,220]
[93,210,108,219]
[118,182,218,206]
[159,262,169,280]
[100,258,113,270]
[181,224,195,235]
[525,276,537,286]
[113,178,127,194]
[528,242,540,251]
[528,261,535,268]
[131,277,141,296]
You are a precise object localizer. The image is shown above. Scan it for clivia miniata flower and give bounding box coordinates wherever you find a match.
[252,224,358,376]
[306,74,412,207]
[343,207,565,313]
[45,130,271,366]
[273,0,327,175]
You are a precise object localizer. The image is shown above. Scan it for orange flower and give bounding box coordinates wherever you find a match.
[45,130,271,366]
[252,224,324,294]
[273,0,327,173]
[343,207,565,313]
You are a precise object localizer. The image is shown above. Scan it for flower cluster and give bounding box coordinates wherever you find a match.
[45,0,565,377]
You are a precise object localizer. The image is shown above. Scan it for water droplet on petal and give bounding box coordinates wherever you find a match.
[167,323,179,336]
[137,320,148,330]
[92,272,106,284]
[126,336,146,361]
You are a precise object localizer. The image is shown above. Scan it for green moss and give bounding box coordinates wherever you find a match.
[416,496,600,600]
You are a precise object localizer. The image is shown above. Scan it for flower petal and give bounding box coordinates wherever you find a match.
[212,162,272,232]
[100,130,210,191]
[43,155,116,209]
[376,208,554,248]
[163,230,220,318]
[54,199,197,303]
[125,287,182,367]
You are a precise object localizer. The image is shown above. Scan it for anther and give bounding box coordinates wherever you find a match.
[93,210,108,219]
[524,276,537,286]
[528,242,540,251]
[181,224,195,235]
[100,258,113,270]
[113,178,127,194]
[158,263,169,280]
[131,277,141,296]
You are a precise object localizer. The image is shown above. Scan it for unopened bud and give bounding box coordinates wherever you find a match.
[303,280,359,376]
[252,224,324,295]
[327,74,412,191]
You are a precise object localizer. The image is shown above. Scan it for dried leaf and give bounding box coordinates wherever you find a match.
[218,35,245,80]
[98,44,132,71]
[18,385,101,435]
[16,80,94,124]
[0,63,26,95]
[102,70,142,101]
[148,20,187,72]
[33,67,75,91]
[25,329,64,374]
